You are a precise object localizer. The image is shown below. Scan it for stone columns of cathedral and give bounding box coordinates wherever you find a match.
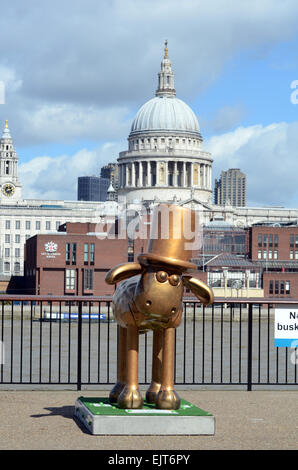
[118,160,212,190]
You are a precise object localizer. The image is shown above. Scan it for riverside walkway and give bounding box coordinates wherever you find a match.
[0,389,297,450]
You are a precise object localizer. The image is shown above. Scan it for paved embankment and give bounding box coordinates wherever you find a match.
[0,390,296,450]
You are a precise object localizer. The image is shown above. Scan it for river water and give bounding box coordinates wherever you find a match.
[0,314,297,389]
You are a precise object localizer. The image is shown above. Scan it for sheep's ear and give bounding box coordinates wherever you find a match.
[182,276,214,306]
[105,262,143,285]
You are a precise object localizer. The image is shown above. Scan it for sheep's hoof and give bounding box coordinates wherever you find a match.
[109,381,126,403]
[145,382,161,403]
[117,386,143,409]
[156,389,180,410]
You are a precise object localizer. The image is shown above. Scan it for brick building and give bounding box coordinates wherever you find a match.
[23,219,204,298]
[22,218,298,301]
[249,222,298,299]
[24,222,147,297]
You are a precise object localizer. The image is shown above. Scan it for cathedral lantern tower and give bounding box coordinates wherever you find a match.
[0,120,22,203]
[117,42,213,204]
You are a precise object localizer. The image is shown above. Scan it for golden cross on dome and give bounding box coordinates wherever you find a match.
[5,119,8,128]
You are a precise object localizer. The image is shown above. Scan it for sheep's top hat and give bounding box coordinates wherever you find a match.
[137,204,199,273]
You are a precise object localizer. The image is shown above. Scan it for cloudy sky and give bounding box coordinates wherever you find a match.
[1,0,298,206]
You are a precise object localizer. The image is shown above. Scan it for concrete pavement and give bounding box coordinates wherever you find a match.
[0,389,297,450]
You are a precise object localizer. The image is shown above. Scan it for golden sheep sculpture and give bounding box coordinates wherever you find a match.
[105,204,213,410]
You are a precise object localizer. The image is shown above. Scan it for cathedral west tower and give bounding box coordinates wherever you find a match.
[117,42,213,204]
[0,120,22,203]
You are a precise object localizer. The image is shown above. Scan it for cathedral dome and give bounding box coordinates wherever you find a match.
[129,95,201,137]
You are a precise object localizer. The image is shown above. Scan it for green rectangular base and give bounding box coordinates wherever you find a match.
[74,397,215,435]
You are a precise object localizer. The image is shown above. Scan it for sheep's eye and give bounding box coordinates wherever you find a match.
[169,274,180,286]
[156,271,168,283]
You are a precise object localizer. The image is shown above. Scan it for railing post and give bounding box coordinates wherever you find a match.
[77,301,82,391]
[247,303,253,391]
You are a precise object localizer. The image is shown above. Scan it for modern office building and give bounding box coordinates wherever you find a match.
[77,176,110,201]
[100,164,119,190]
[214,169,246,207]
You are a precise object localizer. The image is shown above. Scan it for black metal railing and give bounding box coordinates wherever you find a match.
[0,295,297,390]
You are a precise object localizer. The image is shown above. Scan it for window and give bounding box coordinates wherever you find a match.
[274,234,278,247]
[90,243,95,264]
[263,251,267,259]
[274,250,278,259]
[275,280,279,295]
[258,234,262,247]
[280,281,285,295]
[290,234,294,247]
[5,220,10,230]
[258,250,262,259]
[84,243,89,263]
[290,250,294,259]
[5,234,10,243]
[15,234,20,243]
[66,243,71,263]
[5,248,10,257]
[296,251,298,260]
[65,269,76,290]
[296,235,298,248]
[72,243,76,264]
[84,269,94,291]
[4,262,10,272]
[25,234,30,241]
[14,262,20,273]
[46,221,51,230]
[56,221,60,230]
[15,248,20,258]
[268,250,272,259]
[36,221,41,230]
[25,220,30,230]
[263,234,267,248]
[285,281,290,294]
[269,234,273,247]
[128,245,134,262]
[15,220,20,230]
[269,280,273,295]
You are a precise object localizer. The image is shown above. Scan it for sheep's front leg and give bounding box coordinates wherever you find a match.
[109,326,127,403]
[117,325,143,409]
[146,329,163,403]
[156,328,180,410]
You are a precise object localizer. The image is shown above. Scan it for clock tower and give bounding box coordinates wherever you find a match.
[0,120,22,203]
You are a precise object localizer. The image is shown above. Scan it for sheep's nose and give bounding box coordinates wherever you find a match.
[171,307,177,314]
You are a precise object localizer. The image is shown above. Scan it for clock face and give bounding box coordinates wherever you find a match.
[2,183,15,197]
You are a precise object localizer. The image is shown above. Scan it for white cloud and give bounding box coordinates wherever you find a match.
[18,142,123,200]
[0,0,298,146]
[200,104,246,134]
[1,0,298,208]
[16,103,132,145]
[19,120,298,208]
[205,121,298,207]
